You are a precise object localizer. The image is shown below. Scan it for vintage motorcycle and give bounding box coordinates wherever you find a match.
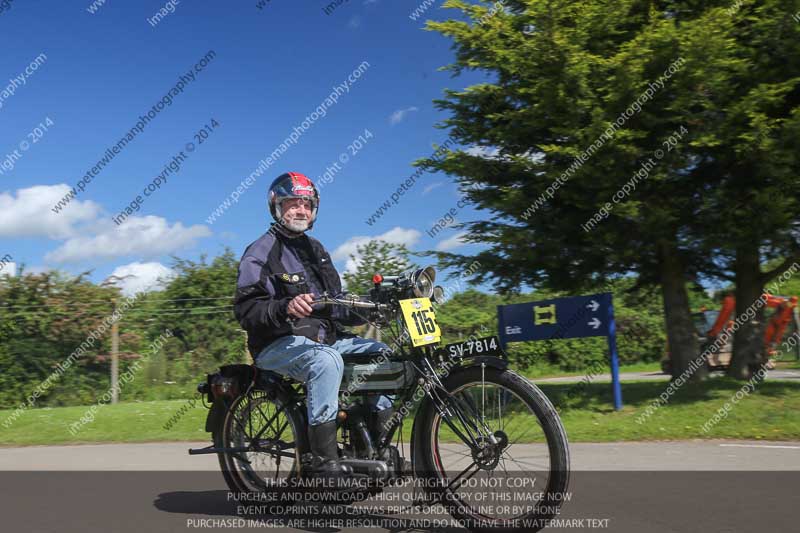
[189,266,570,532]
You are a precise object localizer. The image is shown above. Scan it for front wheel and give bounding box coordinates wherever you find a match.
[413,366,570,532]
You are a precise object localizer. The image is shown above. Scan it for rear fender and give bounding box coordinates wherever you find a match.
[205,397,231,433]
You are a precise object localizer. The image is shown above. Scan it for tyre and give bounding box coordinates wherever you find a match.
[216,390,303,498]
[413,366,570,532]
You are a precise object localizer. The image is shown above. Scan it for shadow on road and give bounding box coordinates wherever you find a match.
[154,489,465,532]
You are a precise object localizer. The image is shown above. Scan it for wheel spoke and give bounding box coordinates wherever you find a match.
[273,418,290,440]
[506,421,545,447]
[453,389,493,436]
[502,454,546,472]
[251,405,283,442]
[232,411,250,440]
[437,404,482,449]
[497,388,504,432]
[499,455,510,476]
[230,452,252,465]
[447,461,479,492]
[437,446,475,459]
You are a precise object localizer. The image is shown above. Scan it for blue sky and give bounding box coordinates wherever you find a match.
[0,0,491,294]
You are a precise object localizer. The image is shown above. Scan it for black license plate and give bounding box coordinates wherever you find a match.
[436,335,506,359]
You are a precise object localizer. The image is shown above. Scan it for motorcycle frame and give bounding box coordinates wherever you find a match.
[190,348,509,465]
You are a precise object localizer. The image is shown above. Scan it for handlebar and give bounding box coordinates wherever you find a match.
[285,294,391,324]
[310,294,390,312]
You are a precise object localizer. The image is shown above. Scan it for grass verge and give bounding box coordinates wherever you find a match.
[1,379,798,446]
[547,377,800,442]
[522,361,663,380]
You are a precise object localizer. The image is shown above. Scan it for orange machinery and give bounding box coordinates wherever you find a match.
[706,294,798,360]
[661,294,799,373]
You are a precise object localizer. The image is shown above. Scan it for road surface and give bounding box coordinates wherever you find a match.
[0,440,798,532]
[1,439,799,471]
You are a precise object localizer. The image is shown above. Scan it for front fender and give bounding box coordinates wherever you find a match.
[455,355,508,371]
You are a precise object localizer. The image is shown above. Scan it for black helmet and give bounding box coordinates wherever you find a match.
[268,172,319,228]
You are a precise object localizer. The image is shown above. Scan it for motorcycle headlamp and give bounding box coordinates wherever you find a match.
[410,266,436,298]
[432,285,445,304]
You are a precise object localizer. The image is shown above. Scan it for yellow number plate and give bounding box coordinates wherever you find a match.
[399,297,441,347]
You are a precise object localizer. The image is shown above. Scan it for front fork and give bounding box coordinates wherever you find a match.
[431,392,497,452]
[404,359,497,462]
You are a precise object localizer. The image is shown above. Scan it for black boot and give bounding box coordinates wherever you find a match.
[307,420,353,481]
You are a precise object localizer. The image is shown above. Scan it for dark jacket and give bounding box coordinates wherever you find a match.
[234,224,363,357]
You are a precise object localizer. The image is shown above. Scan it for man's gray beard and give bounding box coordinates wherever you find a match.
[283,219,310,233]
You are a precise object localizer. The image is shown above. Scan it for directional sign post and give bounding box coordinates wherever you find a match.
[497,292,623,410]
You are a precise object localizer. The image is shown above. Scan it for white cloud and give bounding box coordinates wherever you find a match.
[332,227,421,274]
[45,215,211,263]
[389,106,419,125]
[106,262,176,296]
[464,145,500,158]
[436,231,469,251]
[0,185,102,239]
[0,261,16,277]
[422,182,444,195]
[24,265,49,275]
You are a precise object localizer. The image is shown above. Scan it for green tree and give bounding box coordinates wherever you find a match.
[0,269,122,407]
[420,0,800,381]
[435,289,499,343]
[341,240,417,341]
[146,250,242,382]
[684,1,800,378]
[342,240,417,296]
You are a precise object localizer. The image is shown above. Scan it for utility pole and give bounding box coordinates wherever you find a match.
[100,274,134,404]
[111,298,119,404]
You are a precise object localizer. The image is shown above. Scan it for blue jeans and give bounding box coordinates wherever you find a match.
[254,334,394,425]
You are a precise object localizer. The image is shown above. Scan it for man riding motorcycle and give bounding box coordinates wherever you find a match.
[233,171,393,480]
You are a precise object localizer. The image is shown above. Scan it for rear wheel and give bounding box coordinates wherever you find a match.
[414,366,570,532]
[217,390,302,497]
